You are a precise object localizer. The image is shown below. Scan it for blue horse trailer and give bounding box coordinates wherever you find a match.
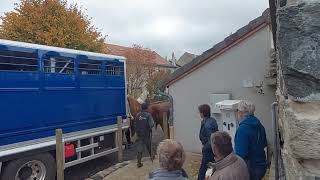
[0,39,128,180]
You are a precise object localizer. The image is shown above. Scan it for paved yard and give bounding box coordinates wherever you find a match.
[83,125,270,180]
[102,152,201,180]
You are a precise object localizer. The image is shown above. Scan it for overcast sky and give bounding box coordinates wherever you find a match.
[0,0,268,58]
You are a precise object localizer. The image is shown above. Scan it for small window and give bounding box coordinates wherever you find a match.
[106,65,123,76]
[79,60,101,75]
[0,50,38,72]
[44,57,74,74]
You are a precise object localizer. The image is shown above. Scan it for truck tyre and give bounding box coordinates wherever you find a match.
[1,153,56,180]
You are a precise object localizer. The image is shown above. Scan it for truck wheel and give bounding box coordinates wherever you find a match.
[1,153,56,180]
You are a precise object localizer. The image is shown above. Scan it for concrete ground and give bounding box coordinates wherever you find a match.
[66,126,166,180]
[99,154,270,180]
[102,152,201,180]
[84,126,270,180]
[99,126,202,180]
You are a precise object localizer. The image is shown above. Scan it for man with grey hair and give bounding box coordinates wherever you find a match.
[235,101,268,180]
[148,139,188,180]
[209,131,249,180]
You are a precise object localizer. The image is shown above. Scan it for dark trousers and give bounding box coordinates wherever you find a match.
[249,167,266,180]
[197,149,214,180]
[136,135,152,154]
[125,128,131,144]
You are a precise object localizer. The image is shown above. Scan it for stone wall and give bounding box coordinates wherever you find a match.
[276,0,320,179]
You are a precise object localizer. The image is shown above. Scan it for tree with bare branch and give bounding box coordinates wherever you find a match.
[146,69,171,99]
[125,45,157,98]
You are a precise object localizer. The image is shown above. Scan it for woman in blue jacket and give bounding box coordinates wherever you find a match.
[235,101,268,180]
[197,104,218,180]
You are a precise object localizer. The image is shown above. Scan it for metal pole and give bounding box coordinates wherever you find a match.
[55,129,64,180]
[117,116,123,162]
[162,112,169,139]
[169,126,174,139]
[271,102,279,180]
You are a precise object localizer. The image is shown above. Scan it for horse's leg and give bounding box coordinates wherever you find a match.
[155,122,159,130]
[160,122,165,135]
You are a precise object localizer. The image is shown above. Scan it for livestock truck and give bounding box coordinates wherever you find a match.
[0,39,128,180]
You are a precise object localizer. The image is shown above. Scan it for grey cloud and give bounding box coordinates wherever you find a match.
[1,0,268,58]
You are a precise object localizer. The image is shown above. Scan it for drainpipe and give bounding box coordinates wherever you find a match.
[158,91,174,126]
[271,102,279,180]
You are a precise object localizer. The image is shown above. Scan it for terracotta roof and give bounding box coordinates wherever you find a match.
[105,43,169,65]
[165,9,270,86]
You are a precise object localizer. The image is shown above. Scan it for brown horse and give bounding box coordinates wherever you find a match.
[127,96,170,132]
[148,101,170,131]
[127,96,142,119]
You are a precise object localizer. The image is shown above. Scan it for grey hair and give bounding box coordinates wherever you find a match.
[157,139,185,171]
[238,100,255,115]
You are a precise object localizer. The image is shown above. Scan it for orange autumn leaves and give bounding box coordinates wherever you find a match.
[0,0,106,53]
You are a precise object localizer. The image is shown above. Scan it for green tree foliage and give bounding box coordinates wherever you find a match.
[0,0,106,53]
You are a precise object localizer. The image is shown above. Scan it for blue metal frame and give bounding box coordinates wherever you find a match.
[0,41,126,146]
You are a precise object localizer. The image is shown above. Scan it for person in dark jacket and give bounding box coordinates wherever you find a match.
[148,139,188,180]
[235,101,268,180]
[134,102,155,168]
[197,104,218,180]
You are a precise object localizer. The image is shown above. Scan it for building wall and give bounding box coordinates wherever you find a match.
[168,26,276,153]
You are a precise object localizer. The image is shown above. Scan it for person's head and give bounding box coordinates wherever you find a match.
[141,102,149,110]
[158,139,185,171]
[198,104,211,119]
[238,100,255,119]
[211,131,233,161]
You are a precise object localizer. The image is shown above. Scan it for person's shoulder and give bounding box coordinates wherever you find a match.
[237,122,250,132]
[204,117,216,125]
[140,111,150,116]
[235,125,250,139]
[235,155,248,167]
[135,112,141,118]
[208,117,217,122]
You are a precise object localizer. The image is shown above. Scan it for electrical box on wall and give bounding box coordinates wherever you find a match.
[216,100,242,148]
[209,94,230,114]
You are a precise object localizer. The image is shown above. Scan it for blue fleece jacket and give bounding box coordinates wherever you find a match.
[199,117,218,152]
[235,115,267,169]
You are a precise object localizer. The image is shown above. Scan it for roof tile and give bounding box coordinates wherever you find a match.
[105,43,169,65]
